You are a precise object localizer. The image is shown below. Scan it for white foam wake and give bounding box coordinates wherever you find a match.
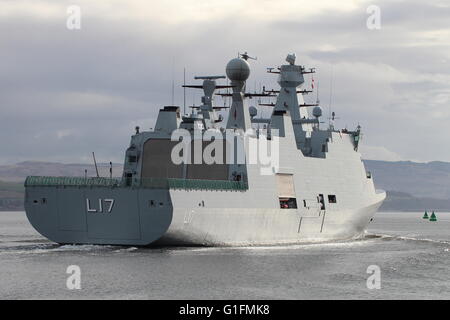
[370,233,450,246]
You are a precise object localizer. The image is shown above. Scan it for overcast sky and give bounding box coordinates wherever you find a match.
[1,0,449,164]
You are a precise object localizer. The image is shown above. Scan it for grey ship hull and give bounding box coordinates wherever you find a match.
[24,53,387,246]
[25,186,173,246]
[25,184,384,246]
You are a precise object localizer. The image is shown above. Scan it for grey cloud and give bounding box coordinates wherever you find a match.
[0,0,449,164]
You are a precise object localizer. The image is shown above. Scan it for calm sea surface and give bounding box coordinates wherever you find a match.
[0,211,448,299]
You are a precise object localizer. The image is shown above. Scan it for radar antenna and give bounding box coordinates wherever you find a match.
[194,76,226,80]
[239,52,257,61]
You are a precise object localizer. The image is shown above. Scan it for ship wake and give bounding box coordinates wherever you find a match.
[366,233,450,246]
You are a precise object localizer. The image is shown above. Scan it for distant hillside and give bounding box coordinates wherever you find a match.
[0,161,123,182]
[364,160,450,200]
[380,191,450,211]
[0,180,25,211]
[0,160,449,211]
[0,161,123,211]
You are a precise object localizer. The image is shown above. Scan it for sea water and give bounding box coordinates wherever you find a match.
[0,211,448,299]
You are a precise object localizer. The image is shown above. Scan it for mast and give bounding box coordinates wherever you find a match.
[182,75,231,129]
[225,53,255,131]
[92,152,99,178]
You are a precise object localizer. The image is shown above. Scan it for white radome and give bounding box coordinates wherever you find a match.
[313,106,322,118]
[226,58,250,81]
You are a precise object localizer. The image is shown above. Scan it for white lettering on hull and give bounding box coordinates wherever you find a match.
[86,198,115,213]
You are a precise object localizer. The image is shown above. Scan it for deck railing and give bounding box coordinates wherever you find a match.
[25,176,122,187]
[25,176,248,191]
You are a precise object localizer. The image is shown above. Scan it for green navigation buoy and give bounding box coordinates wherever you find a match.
[423,211,429,219]
[430,211,437,222]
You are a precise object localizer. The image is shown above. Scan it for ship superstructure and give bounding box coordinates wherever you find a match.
[24,53,385,246]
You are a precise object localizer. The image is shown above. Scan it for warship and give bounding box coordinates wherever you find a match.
[24,53,386,246]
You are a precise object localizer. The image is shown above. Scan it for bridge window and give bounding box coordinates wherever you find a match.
[279,198,297,209]
[328,195,337,203]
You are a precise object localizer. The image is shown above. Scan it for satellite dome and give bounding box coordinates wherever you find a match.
[226,58,250,81]
[249,106,258,118]
[312,106,322,118]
